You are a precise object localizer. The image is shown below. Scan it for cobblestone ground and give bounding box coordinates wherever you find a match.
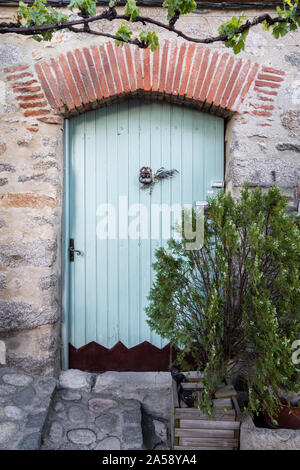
[42,370,170,450]
[0,368,171,450]
[0,367,56,450]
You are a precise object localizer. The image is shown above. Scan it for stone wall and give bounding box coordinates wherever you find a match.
[0,5,299,376]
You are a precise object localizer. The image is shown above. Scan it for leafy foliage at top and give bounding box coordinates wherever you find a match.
[218,13,249,54]
[263,0,300,38]
[68,0,97,17]
[124,0,140,22]
[11,0,300,54]
[17,0,68,41]
[162,0,196,21]
[146,184,300,420]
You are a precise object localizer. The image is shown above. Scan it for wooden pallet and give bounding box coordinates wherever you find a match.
[171,372,241,450]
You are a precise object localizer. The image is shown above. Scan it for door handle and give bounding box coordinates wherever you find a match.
[69,238,83,262]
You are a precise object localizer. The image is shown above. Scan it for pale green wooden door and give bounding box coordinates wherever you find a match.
[66,99,224,352]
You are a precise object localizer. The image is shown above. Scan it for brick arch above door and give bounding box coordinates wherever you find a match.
[4,40,286,127]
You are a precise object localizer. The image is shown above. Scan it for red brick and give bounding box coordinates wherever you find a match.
[106,42,123,95]
[165,42,178,95]
[253,87,277,96]
[35,64,57,109]
[186,47,204,98]
[83,47,103,101]
[0,193,56,209]
[59,55,82,108]
[206,53,229,105]
[257,73,284,83]
[213,56,234,107]
[16,93,44,101]
[257,123,272,127]
[257,95,274,102]
[67,51,89,105]
[99,45,116,96]
[227,60,251,110]
[91,45,110,99]
[27,127,39,133]
[262,66,285,76]
[173,44,186,95]
[199,51,218,103]
[19,100,48,109]
[12,79,37,88]
[252,110,272,117]
[6,72,33,82]
[23,109,49,117]
[179,44,195,96]
[143,47,151,92]
[115,46,130,94]
[250,103,274,110]
[220,58,242,108]
[194,48,211,99]
[13,85,41,94]
[239,62,259,104]
[4,64,29,74]
[38,116,63,125]
[50,58,75,111]
[135,47,143,91]
[255,80,280,89]
[158,40,169,93]
[74,49,97,103]
[151,46,160,92]
[40,62,64,110]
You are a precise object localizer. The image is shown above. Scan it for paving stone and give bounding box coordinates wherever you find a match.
[59,370,92,392]
[95,412,119,434]
[88,398,118,413]
[61,390,82,401]
[153,419,167,443]
[54,401,64,412]
[122,426,143,449]
[19,432,41,450]
[34,377,57,396]
[26,411,47,428]
[67,429,97,445]
[95,437,121,450]
[49,421,63,443]
[0,422,19,444]
[94,372,172,419]
[122,408,141,425]
[0,384,17,396]
[2,373,33,387]
[4,405,25,420]
[68,405,88,424]
[13,386,36,406]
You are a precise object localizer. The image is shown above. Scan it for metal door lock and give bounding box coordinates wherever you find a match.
[69,238,83,262]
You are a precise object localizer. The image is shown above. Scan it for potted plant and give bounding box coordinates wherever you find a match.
[146,184,300,433]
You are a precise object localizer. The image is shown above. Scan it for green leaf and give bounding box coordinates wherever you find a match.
[124,0,140,22]
[162,0,196,20]
[139,29,159,51]
[115,20,132,44]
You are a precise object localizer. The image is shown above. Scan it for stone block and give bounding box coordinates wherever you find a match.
[240,414,300,450]
[0,240,57,268]
[94,372,172,419]
[59,369,93,393]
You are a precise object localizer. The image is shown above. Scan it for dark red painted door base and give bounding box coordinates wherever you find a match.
[69,341,173,372]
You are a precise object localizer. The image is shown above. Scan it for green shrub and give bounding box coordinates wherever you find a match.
[146,184,300,419]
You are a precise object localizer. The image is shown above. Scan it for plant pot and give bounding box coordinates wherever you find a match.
[171,371,241,450]
[264,403,300,430]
